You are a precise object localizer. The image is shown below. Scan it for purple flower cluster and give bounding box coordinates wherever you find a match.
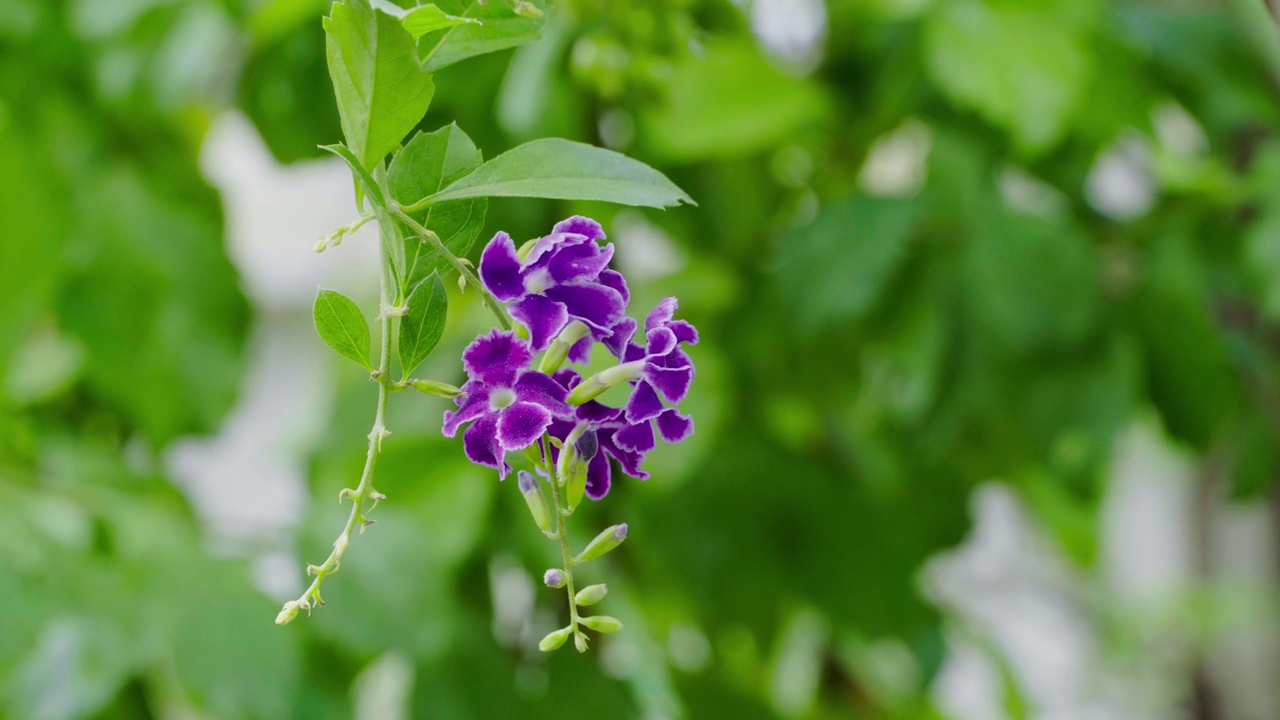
[443,216,697,496]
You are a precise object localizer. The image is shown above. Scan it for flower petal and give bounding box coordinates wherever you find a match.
[568,335,593,364]
[645,362,693,404]
[510,295,568,352]
[552,215,605,241]
[514,371,572,417]
[584,450,612,500]
[625,379,664,424]
[614,419,656,454]
[600,428,648,479]
[645,326,677,357]
[598,268,629,305]
[442,382,491,437]
[656,408,694,443]
[497,401,553,451]
[549,240,614,284]
[576,398,623,424]
[463,414,507,476]
[545,282,625,331]
[551,368,581,390]
[604,316,637,360]
[462,330,533,387]
[668,319,699,345]
[645,297,679,333]
[479,232,526,302]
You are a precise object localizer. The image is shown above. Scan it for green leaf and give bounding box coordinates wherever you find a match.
[320,143,386,208]
[417,0,545,72]
[640,40,827,162]
[324,0,435,171]
[400,4,478,39]
[398,273,447,377]
[388,124,487,289]
[923,0,1098,154]
[404,138,694,211]
[313,289,373,370]
[775,195,916,333]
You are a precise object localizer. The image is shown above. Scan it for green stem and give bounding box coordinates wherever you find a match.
[388,203,512,331]
[278,172,399,625]
[543,436,586,649]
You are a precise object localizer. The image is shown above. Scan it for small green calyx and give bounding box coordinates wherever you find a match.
[407,379,462,399]
[574,584,608,606]
[579,616,623,634]
[539,626,573,652]
[574,523,628,564]
[567,361,645,405]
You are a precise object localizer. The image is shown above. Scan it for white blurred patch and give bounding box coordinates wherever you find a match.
[489,554,535,647]
[667,623,712,673]
[924,484,1131,720]
[749,0,827,72]
[252,549,303,600]
[1085,134,1154,220]
[199,112,379,308]
[1100,423,1195,600]
[352,652,414,720]
[859,120,932,197]
[1152,102,1207,159]
[768,608,828,718]
[999,166,1067,218]
[600,633,640,679]
[611,210,685,282]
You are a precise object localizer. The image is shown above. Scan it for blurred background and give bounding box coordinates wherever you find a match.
[4,0,1280,718]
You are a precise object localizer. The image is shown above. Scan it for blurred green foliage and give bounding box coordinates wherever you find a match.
[4,0,1280,717]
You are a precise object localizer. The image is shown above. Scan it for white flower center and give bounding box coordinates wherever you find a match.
[524,267,553,295]
[489,387,516,411]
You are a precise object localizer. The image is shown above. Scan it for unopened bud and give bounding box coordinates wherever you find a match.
[574,632,589,652]
[518,471,553,534]
[539,626,572,652]
[567,361,645,404]
[458,274,467,292]
[275,600,299,625]
[580,615,623,634]
[574,584,608,606]
[544,568,566,588]
[575,429,599,462]
[513,1,544,19]
[538,321,591,374]
[408,379,462,399]
[574,523,627,564]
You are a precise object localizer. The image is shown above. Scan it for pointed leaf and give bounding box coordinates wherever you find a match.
[324,0,436,171]
[401,5,479,38]
[314,289,373,370]
[389,124,487,289]
[418,0,546,72]
[404,139,694,211]
[320,143,385,208]
[399,274,448,377]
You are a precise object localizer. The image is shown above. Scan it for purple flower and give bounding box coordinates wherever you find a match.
[614,298,698,454]
[543,369,649,500]
[479,216,629,358]
[443,330,572,478]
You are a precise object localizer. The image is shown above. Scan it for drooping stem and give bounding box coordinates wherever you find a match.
[388,203,512,331]
[277,178,399,625]
[542,435,587,650]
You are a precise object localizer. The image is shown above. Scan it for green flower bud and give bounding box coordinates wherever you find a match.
[408,379,462,399]
[518,471,553,534]
[539,626,572,652]
[567,361,645,405]
[543,568,566,588]
[538,321,591,374]
[573,523,627,564]
[574,632,589,652]
[580,615,623,634]
[275,600,300,625]
[513,1,544,20]
[574,584,608,607]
